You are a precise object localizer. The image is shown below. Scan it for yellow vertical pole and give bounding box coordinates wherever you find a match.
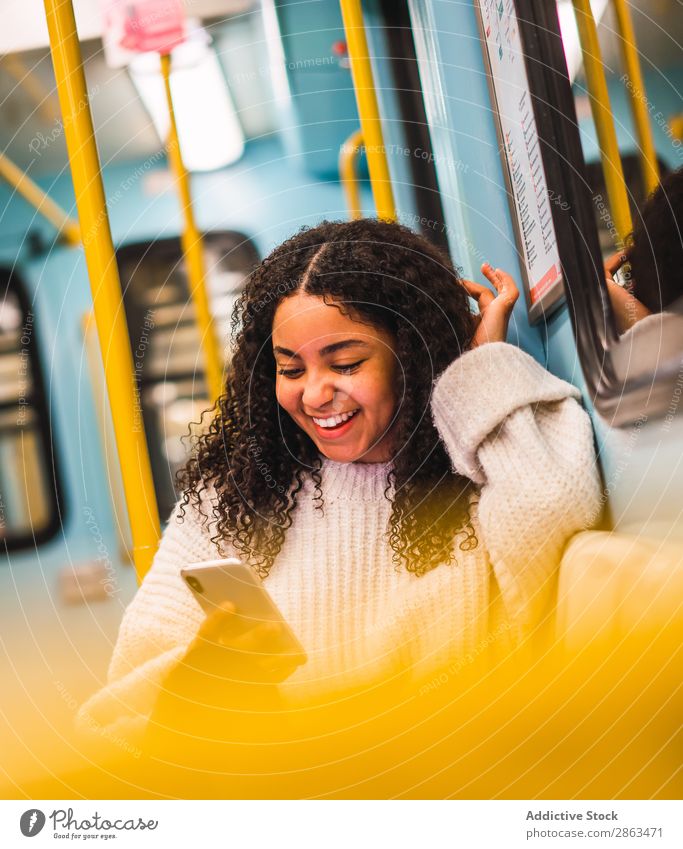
[611,0,659,194]
[339,0,396,221]
[160,53,224,402]
[44,0,160,582]
[572,0,633,246]
[0,151,81,245]
[339,129,364,219]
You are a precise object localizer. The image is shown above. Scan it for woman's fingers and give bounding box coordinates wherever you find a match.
[228,621,282,652]
[466,264,520,347]
[605,250,628,276]
[461,277,495,306]
[480,263,501,290]
[481,263,519,304]
[197,601,238,643]
[201,611,282,653]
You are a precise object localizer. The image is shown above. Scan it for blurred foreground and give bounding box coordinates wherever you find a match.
[4,622,680,800]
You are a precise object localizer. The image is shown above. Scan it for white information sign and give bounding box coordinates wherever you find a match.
[477,0,563,315]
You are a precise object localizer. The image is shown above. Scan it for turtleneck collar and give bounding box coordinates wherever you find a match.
[316,456,394,502]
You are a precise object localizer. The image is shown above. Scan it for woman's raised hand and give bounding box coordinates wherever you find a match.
[461,263,519,348]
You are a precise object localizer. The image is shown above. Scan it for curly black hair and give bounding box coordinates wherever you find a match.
[178,218,479,578]
[628,166,683,313]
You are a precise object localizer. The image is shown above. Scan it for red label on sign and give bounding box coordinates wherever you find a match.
[531,263,560,303]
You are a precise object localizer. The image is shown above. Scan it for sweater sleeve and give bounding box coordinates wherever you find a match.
[76,498,224,741]
[430,342,602,632]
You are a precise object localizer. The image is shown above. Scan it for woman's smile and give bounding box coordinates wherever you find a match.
[310,407,361,438]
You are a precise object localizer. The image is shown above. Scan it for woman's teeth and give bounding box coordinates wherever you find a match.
[312,408,360,428]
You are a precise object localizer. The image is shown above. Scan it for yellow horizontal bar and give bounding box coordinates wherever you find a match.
[572,0,633,245]
[0,151,80,245]
[160,53,224,403]
[612,0,659,195]
[339,0,396,221]
[44,0,160,582]
[339,128,364,220]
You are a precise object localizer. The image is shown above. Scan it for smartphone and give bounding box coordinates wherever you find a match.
[613,262,633,289]
[180,558,307,667]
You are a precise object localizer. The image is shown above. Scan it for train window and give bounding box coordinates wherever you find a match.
[0,270,61,551]
[583,156,670,258]
[510,2,683,427]
[117,232,259,518]
[375,0,450,253]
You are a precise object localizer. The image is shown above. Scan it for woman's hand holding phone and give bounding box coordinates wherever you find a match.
[603,250,651,333]
[146,601,292,756]
[144,604,290,765]
[146,558,306,758]
[180,600,299,688]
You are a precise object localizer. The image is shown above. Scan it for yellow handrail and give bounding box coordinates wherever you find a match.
[339,0,396,221]
[572,0,633,246]
[82,310,133,565]
[339,129,364,219]
[44,0,160,582]
[160,53,224,403]
[0,151,80,246]
[612,0,659,195]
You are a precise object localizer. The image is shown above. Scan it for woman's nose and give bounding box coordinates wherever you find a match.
[302,379,351,413]
[301,373,336,410]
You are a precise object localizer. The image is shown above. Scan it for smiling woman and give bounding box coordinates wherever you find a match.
[77,218,602,744]
[272,295,400,463]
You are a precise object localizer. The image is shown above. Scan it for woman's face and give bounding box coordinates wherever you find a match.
[272,292,400,463]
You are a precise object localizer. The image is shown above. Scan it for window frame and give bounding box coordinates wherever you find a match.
[514,0,679,427]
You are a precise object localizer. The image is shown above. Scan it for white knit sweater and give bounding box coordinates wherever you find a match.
[78,343,602,738]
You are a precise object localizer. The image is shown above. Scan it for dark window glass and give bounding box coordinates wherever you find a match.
[117,232,259,518]
[0,270,61,551]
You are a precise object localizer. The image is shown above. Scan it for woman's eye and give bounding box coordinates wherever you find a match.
[277,367,304,378]
[276,360,365,378]
[333,360,365,374]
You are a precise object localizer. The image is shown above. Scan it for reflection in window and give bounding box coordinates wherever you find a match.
[0,273,60,548]
[118,233,259,518]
